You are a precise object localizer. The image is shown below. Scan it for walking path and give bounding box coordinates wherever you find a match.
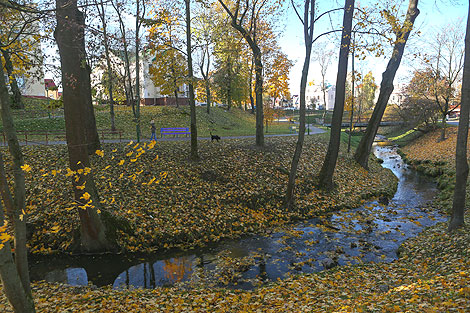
[1,125,325,146]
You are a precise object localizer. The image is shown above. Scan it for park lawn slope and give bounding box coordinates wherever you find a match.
[4,105,293,139]
[15,134,396,254]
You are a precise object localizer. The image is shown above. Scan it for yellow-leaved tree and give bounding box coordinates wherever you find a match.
[147,7,187,108]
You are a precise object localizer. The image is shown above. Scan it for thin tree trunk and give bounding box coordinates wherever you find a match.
[322,75,327,119]
[96,0,116,131]
[227,56,232,111]
[285,0,314,209]
[135,0,141,142]
[354,0,419,169]
[249,59,255,114]
[0,201,35,313]
[0,64,31,298]
[55,0,112,252]
[205,81,211,114]
[186,0,199,161]
[113,3,135,114]
[441,110,447,140]
[218,0,264,145]
[254,51,264,146]
[318,0,354,189]
[200,49,211,114]
[0,65,35,313]
[1,49,23,109]
[448,5,470,231]
[348,36,355,154]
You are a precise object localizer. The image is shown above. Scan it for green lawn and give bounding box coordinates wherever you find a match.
[5,105,294,140]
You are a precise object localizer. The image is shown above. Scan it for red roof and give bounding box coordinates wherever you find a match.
[44,79,56,89]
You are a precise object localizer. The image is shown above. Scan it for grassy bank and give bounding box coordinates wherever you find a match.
[4,105,294,139]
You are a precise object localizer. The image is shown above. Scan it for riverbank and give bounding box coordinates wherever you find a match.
[18,134,396,255]
[1,132,469,311]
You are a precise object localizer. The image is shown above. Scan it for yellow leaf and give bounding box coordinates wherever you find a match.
[20,164,31,172]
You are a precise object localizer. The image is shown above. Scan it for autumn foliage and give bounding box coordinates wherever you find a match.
[4,135,396,255]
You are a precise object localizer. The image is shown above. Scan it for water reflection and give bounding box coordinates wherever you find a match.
[31,145,446,290]
[113,257,195,288]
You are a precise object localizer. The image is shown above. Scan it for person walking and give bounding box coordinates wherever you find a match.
[150,120,157,141]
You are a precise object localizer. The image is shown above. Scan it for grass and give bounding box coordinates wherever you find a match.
[4,104,294,139]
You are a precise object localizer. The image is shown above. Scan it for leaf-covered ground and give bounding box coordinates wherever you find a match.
[1,131,470,312]
[15,134,395,254]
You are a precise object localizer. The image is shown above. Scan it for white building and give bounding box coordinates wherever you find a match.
[305,84,336,110]
[90,50,188,106]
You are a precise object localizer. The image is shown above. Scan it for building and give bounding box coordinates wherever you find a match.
[305,83,336,110]
[90,50,189,106]
[44,79,59,99]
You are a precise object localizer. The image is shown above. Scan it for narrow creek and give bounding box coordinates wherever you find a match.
[30,144,446,290]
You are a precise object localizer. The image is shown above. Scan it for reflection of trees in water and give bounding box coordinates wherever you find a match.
[163,258,192,282]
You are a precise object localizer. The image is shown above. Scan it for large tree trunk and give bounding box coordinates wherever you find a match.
[448,6,470,231]
[0,64,35,313]
[318,0,354,189]
[354,0,419,169]
[55,0,112,252]
[1,49,23,109]
[285,0,315,209]
[186,0,199,161]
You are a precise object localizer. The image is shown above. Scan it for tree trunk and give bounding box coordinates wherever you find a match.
[448,5,470,231]
[348,37,355,154]
[205,80,211,114]
[441,111,447,140]
[0,202,35,313]
[219,4,264,145]
[318,0,354,189]
[135,0,141,142]
[253,51,264,146]
[322,75,327,119]
[186,0,199,161]
[97,0,116,131]
[55,0,112,252]
[354,0,419,169]
[227,56,232,111]
[1,49,23,109]
[249,59,255,114]
[286,0,314,209]
[0,64,35,313]
[113,3,135,116]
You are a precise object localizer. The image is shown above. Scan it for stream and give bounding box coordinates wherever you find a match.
[30,144,446,290]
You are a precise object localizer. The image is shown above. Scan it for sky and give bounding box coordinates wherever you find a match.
[280,0,468,96]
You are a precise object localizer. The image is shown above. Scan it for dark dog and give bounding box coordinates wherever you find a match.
[210,132,221,142]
